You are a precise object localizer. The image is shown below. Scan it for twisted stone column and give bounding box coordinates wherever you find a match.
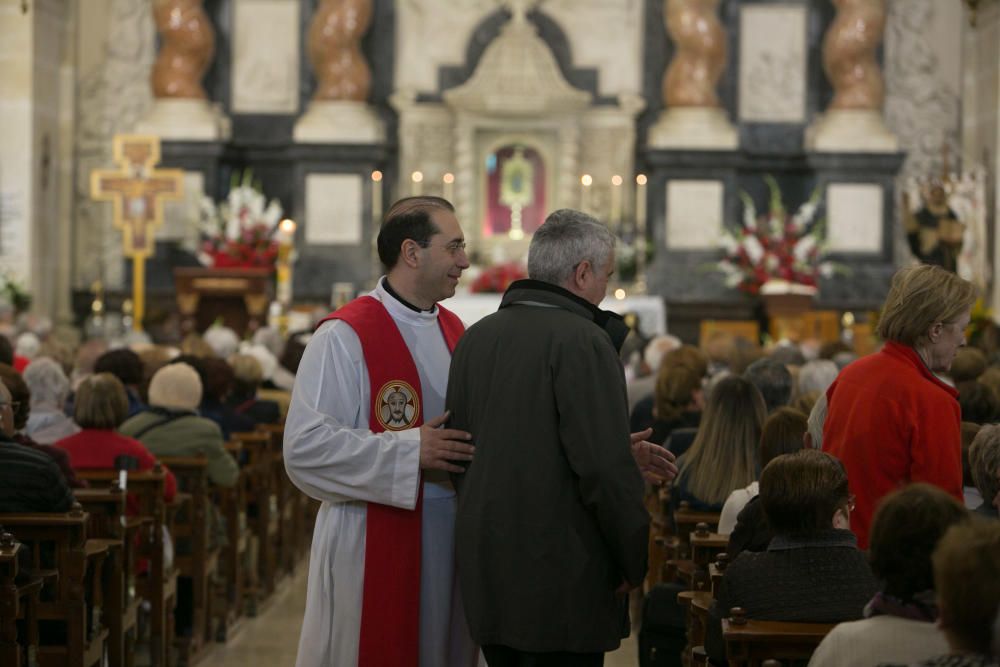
[138,0,229,140]
[806,0,897,152]
[648,0,736,150]
[295,0,384,143]
[151,0,214,99]
[308,0,373,102]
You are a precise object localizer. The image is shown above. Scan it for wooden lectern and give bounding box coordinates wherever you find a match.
[173,268,273,336]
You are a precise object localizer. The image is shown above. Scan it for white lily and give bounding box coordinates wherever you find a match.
[794,236,816,262]
[744,235,764,264]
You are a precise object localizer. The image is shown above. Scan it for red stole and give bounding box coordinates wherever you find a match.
[319,295,464,666]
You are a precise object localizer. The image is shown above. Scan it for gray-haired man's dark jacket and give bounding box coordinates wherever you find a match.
[447,279,649,653]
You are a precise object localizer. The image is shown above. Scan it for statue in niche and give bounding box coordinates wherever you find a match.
[904,182,964,274]
[663,0,727,107]
[824,0,887,110]
[151,0,215,99]
[484,146,546,239]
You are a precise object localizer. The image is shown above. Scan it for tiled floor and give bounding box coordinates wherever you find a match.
[204,562,638,666]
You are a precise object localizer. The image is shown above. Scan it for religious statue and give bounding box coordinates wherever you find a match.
[903,182,965,274]
[663,0,727,107]
[307,0,374,102]
[824,0,887,110]
[151,0,215,99]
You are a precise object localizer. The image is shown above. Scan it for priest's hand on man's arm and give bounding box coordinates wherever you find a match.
[420,411,475,473]
[630,428,677,486]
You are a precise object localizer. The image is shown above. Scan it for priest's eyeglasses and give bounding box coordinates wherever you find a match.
[441,240,467,255]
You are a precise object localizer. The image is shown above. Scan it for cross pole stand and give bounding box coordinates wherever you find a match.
[90,135,184,331]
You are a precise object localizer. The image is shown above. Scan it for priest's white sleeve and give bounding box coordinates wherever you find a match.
[283,320,421,510]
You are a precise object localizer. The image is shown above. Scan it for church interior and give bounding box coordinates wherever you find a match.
[2,0,1000,665]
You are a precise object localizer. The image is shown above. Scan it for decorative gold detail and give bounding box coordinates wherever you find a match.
[191,278,251,291]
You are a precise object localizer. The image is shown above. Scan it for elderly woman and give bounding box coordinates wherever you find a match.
[968,423,1000,519]
[23,357,80,444]
[55,373,176,503]
[809,484,968,667]
[823,264,975,548]
[706,449,877,664]
[119,362,238,488]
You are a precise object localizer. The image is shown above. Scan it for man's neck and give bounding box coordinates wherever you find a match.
[383,275,435,312]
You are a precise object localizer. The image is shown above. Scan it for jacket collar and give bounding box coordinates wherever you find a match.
[500,279,630,352]
[882,340,959,399]
[768,528,858,551]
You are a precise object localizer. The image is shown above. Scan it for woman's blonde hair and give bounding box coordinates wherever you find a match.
[878,265,976,346]
[677,376,766,505]
[654,345,708,422]
[74,372,128,429]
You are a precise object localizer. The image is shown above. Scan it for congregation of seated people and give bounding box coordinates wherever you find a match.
[0,323,299,665]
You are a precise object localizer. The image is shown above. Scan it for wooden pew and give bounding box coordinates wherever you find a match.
[75,484,136,667]
[157,456,220,664]
[77,467,176,667]
[217,440,250,640]
[232,431,280,604]
[0,531,44,667]
[0,508,110,667]
[663,507,720,584]
[258,424,300,576]
[722,608,835,667]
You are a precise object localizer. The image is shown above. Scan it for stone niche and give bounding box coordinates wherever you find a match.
[391,3,644,264]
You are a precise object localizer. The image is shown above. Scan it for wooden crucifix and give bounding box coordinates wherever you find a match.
[90,135,184,331]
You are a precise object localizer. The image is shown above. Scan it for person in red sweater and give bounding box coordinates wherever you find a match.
[56,372,177,508]
[823,264,975,548]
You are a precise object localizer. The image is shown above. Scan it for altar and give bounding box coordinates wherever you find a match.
[442,293,666,336]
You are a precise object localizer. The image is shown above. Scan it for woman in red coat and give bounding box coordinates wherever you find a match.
[56,372,177,507]
[823,264,975,548]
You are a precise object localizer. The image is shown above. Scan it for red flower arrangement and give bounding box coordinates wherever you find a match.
[469,263,527,293]
[198,171,283,270]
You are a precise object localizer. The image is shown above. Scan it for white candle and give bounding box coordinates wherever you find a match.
[610,174,623,227]
[276,218,297,306]
[635,174,647,236]
[371,170,383,224]
[581,174,593,212]
[443,172,455,203]
[411,170,423,196]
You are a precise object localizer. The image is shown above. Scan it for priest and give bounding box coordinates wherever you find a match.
[284,196,479,667]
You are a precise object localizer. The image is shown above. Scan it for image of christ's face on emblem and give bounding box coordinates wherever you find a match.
[376,381,419,431]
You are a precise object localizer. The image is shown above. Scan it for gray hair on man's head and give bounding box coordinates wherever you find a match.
[23,357,71,409]
[527,209,615,286]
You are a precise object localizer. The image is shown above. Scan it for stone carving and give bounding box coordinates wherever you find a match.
[824,0,887,110]
[307,0,374,102]
[151,0,215,99]
[663,0,727,108]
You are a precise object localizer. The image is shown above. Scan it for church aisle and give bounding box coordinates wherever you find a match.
[198,557,639,666]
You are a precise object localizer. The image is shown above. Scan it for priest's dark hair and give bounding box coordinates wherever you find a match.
[377,196,455,269]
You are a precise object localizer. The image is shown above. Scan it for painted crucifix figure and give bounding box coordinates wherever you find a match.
[90,135,184,331]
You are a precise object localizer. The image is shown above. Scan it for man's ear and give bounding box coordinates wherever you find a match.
[573,260,591,289]
[400,239,422,268]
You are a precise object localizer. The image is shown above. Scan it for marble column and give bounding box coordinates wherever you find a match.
[294,0,385,144]
[647,0,737,150]
[135,0,230,141]
[805,0,898,152]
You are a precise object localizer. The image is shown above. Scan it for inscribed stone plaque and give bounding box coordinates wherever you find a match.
[232,0,300,114]
[739,4,808,123]
[665,180,724,250]
[306,174,363,246]
[826,183,884,253]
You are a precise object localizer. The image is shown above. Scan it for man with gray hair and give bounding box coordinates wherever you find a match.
[743,357,793,414]
[447,209,676,665]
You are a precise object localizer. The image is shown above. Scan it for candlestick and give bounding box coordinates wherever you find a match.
[443,172,455,203]
[635,174,647,236]
[411,170,423,196]
[580,174,593,212]
[276,218,297,307]
[610,174,623,227]
[371,170,383,285]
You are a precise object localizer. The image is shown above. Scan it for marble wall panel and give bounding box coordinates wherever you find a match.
[305,173,364,245]
[826,183,884,253]
[232,0,300,114]
[665,179,724,250]
[738,4,808,123]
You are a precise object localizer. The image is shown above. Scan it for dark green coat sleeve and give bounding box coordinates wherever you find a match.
[554,332,649,587]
